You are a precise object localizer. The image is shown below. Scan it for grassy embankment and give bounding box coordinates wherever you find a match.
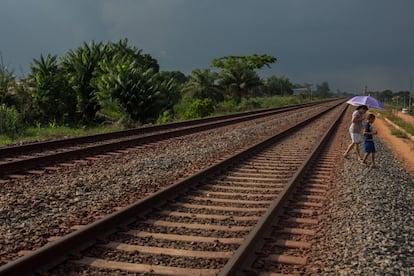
[379,108,414,139]
[0,95,309,147]
[0,125,124,147]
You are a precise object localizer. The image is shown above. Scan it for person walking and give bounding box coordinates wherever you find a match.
[361,114,378,167]
[343,105,369,160]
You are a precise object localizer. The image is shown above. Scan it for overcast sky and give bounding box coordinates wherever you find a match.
[1,0,414,93]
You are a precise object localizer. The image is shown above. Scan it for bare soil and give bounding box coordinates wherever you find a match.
[374,111,414,176]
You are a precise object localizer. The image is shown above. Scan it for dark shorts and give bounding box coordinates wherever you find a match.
[364,140,376,153]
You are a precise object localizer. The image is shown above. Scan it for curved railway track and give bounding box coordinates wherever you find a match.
[0,101,335,179]
[0,102,347,275]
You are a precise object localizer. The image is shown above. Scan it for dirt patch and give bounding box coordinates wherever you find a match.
[374,112,414,176]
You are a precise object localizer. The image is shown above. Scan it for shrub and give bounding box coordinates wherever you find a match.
[157,110,175,124]
[0,104,22,136]
[238,98,262,110]
[184,98,215,120]
[215,99,239,114]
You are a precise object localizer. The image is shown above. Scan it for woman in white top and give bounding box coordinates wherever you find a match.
[343,105,369,160]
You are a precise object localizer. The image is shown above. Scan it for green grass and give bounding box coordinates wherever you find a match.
[390,128,409,138]
[0,95,317,147]
[0,135,12,145]
[383,110,414,136]
[0,124,124,147]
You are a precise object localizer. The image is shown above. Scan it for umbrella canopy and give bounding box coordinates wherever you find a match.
[346,95,385,110]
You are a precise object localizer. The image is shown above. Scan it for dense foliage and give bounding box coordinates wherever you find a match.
[30,54,77,124]
[1,39,411,143]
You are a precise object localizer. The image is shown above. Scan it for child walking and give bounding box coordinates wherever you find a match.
[361,114,378,167]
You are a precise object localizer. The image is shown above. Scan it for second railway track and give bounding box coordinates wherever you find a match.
[0,101,347,275]
[0,101,338,179]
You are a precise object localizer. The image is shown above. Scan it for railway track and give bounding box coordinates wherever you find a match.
[0,101,337,179]
[0,102,346,275]
[224,117,343,275]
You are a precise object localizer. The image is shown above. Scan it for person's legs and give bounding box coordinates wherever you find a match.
[361,152,368,164]
[363,141,376,167]
[354,142,362,160]
[344,133,361,158]
[371,152,376,167]
[343,142,354,156]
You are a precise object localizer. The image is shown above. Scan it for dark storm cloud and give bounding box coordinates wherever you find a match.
[0,0,109,75]
[1,0,414,93]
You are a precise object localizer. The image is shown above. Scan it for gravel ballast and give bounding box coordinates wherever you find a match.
[312,135,414,275]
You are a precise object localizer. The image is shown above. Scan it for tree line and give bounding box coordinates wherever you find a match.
[1,39,337,135]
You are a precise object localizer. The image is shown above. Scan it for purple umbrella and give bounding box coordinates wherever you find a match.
[346,95,385,110]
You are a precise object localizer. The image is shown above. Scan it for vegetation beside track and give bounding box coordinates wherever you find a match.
[377,108,414,138]
[0,95,310,146]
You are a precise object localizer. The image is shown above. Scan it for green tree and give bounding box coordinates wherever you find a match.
[183,69,223,102]
[29,54,76,124]
[107,39,160,72]
[11,80,33,125]
[379,89,393,105]
[211,54,276,103]
[0,56,16,134]
[314,82,331,98]
[211,54,277,70]
[263,75,293,96]
[92,39,168,124]
[61,41,108,124]
[0,56,15,106]
[219,66,262,103]
[156,70,187,120]
[156,71,182,112]
[94,54,162,124]
[162,70,188,85]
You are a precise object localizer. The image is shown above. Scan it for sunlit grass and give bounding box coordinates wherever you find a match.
[0,135,12,145]
[390,128,409,138]
[0,124,124,147]
[383,110,414,136]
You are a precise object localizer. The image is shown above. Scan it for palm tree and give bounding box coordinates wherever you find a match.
[211,55,275,103]
[108,39,159,72]
[94,53,163,124]
[0,55,16,133]
[61,41,107,124]
[0,54,15,105]
[29,54,76,123]
[183,69,223,102]
[29,54,76,124]
[219,67,261,103]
